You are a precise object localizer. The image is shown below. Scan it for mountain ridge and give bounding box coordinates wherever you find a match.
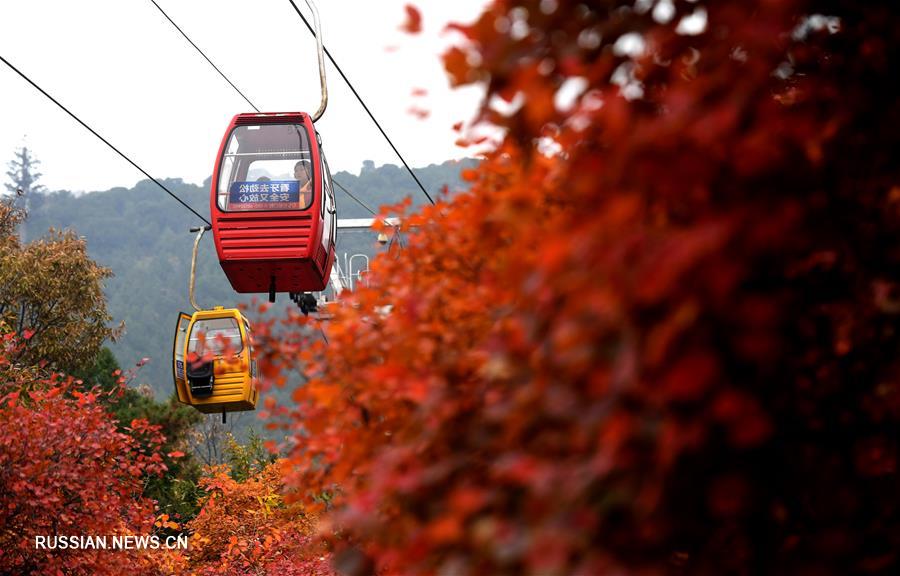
[23,158,477,397]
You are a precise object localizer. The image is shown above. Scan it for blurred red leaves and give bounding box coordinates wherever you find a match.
[252,0,900,574]
[406,106,430,120]
[400,4,422,34]
[443,47,476,87]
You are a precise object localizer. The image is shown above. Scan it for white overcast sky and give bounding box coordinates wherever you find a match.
[0,0,489,193]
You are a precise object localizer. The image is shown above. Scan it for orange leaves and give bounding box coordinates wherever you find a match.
[426,516,463,544]
[154,514,180,531]
[448,486,489,517]
[307,381,341,408]
[632,219,733,306]
[228,1,900,574]
[399,4,422,34]
[71,389,97,407]
[515,64,559,132]
[185,461,331,573]
[443,46,474,87]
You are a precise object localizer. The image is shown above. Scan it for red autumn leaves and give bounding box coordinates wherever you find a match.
[400,5,422,35]
[0,371,166,574]
[1,1,897,574]
[253,1,900,574]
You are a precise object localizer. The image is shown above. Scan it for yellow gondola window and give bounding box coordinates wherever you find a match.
[189,317,242,357]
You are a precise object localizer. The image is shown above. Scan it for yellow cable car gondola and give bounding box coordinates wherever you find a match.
[173,306,258,416]
[172,226,258,421]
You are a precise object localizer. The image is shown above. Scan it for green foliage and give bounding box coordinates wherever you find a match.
[25,160,475,400]
[225,429,275,483]
[0,202,115,374]
[76,347,206,520]
[72,345,120,392]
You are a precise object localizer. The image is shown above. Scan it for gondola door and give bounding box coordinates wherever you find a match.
[318,138,336,279]
[321,185,335,274]
[173,312,192,404]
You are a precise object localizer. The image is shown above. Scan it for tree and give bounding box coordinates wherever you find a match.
[0,358,168,574]
[2,149,116,374]
[4,146,46,197]
[5,146,46,242]
[75,348,206,521]
[256,1,899,574]
[224,429,276,483]
[0,227,117,372]
[0,197,25,239]
[177,461,332,575]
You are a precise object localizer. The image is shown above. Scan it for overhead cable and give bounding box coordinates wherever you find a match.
[332,179,377,216]
[285,0,436,205]
[150,1,384,218]
[149,0,260,113]
[0,53,211,226]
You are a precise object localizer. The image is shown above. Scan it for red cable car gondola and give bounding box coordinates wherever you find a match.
[210,113,336,300]
[210,0,335,302]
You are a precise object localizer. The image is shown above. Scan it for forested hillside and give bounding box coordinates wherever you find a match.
[24,159,475,401]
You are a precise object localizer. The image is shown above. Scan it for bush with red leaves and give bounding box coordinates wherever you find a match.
[259,1,899,574]
[0,337,168,574]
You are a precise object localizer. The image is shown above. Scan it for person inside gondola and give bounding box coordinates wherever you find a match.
[294,161,312,194]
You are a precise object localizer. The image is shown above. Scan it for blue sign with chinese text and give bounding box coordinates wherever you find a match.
[228,180,306,210]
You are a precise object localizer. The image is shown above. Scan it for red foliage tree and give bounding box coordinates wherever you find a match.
[0,338,168,574]
[257,1,899,574]
[172,462,331,575]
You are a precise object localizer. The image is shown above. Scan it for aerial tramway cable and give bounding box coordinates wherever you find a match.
[0,54,259,422]
[285,0,435,205]
[148,0,260,113]
[147,0,382,217]
[0,53,212,227]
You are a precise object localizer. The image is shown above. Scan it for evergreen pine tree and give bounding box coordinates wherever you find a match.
[5,145,46,197]
[4,146,46,241]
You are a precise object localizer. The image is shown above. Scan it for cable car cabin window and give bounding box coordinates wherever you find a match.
[319,144,328,219]
[323,155,335,209]
[216,123,315,212]
[322,153,336,244]
[242,318,252,349]
[188,317,243,356]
